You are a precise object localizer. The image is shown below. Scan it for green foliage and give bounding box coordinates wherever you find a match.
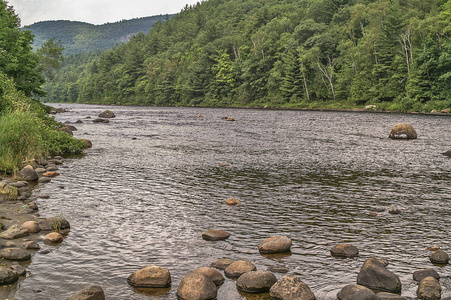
[40,0,451,111]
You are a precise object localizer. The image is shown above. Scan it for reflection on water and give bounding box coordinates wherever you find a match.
[14,104,451,299]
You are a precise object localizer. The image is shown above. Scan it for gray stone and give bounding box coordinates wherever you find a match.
[69,285,105,300]
[417,276,441,300]
[38,177,52,183]
[22,241,40,250]
[127,265,171,288]
[389,123,417,139]
[388,205,401,214]
[191,267,224,286]
[98,110,115,118]
[429,250,449,264]
[357,258,401,293]
[270,274,316,300]
[330,244,359,258]
[224,260,256,278]
[258,235,292,254]
[0,224,30,239]
[18,165,38,181]
[38,217,70,231]
[93,118,109,123]
[210,258,234,270]
[201,230,231,241]
[11,265,26,276]
[337,284,377,300]
[237,271,277,293]
[376,292,406,299]
[0,248,31,261]
[9,181,28,188]
[413,269,440,282]
[176,272,217,300]
[0,266,19,285]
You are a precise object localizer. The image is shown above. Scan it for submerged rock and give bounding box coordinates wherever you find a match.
[81,139,93,148]
[258,235,292,254]
[224,260,256,278]
[330,244,359,258]
[201,230,231,241]
[192,267,224,286]
[357,258,401,293]
[0,248,31,261]
[337,284,377,300]
[389,123,417,139]
[211,258,234,270]
[226,198,240,206]
[127,265,171,288]
[93,118,109,123]
[0,266,19,285]
[376,292,406,299]
[176,272,217,300]
[69,285,105,300]
[11,265,26,276]
[43,232,63,245]
[236,271,277,293]
[269,274,316,300]
[417,276,441,300]
[413,269,440,282]
[429,250,449,264]
[98,110,115,118]
[59,126,74,136]
[0,224,29,239]
[18,165,38,181]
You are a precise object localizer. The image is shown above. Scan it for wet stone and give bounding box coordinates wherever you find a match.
[270,275,316,300]
[376,292,407,299]
[0,266,19,285]
[236,271,277,293]
[357,258,402,293]
[127,265,171,288]
[224,260,256,278]
[11,265,26,276]
[0,224,30,239]
[267,265,289,273]
[258,235,292,254]
[413,269,440,282]
[417,277,441,300]
[192,267,224,286]
[43,232,63,245]
[177,272,217,300]
[69,285,105,300]
[429,250,449,264]
[211,258,234,270]
[337,284,377,300]
[330,244,359,258]
[0,248,31,261]
[22,241,40,250]
[201,230,231,241]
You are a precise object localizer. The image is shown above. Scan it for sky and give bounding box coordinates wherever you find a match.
[7,0,202,26]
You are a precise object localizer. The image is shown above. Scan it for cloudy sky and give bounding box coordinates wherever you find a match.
[7,0,201,26]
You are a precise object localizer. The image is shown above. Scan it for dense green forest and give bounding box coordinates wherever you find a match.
[0,0,85,174]
[24,16,170,55]
[44,0,451,111]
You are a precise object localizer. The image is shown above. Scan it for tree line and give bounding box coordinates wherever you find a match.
[43,0,451,112]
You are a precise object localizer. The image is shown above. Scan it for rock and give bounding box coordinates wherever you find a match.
[0,266,19,285]
[269,274,316,300]
[28,202,38,210]
[224,260,256,278]
[11,265,26,276]
[237,271,277,293]
[176,272,217,300]
[18,165,38,181]
[337,284,377,300]
[35,158,49,166]
[226,198,240,206]
[357,258,402,293]
[388,205,401,214]
[46,164,59,171]
[442,150,451,157]
[38,177,52,183]
[21,221,40,233]
[75,120,83,124]
[429,250,449,264]
[211,258,234,270]
[93,118,109,123]
[201,229,231,241]
[98,110,115,118]
[65,125,77,131]
[417,276,441,300]
[0,224,30,239]
[43,232,63,245]
[330,244,359,258]
[38,217,70,231]
[59,126,74,136]
[258,235,292,254]
[22,241,40,250]
[389,123,417,139]
[226,117,235,121]
[81,139,93,148]
[69,285,105,300]
[376,292,406,299]
[192,267,224,286]
[441,108,450,113]
[9,181,27,188]
[0,248,31,261]
[413,269,440,282]
[267,265,289,273]
[35,168,47,174]
[127,265,171,288]
[42,172,60,177]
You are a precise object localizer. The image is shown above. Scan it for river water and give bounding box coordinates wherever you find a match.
[14,104,451,299]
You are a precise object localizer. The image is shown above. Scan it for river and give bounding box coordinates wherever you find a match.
[14,104,451,299]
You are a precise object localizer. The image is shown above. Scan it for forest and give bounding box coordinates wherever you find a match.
[25,16,169,55]
[43,0,451,112]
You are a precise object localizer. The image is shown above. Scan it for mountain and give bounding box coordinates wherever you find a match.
[24,15,171,54]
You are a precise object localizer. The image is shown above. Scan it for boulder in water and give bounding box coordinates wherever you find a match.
[413,269,440,282]
[69,285,105,300]
[356,258,401,293]
[330,244,359,258]
[258,235,292,254]
[0,224,30,239]
[18,165,38,181]
[98,110,115,118]
[0,248,31,261]
[201,230,231,241]
[269,274,316,300]
[224,260,256,278]
[210,258,234,270]
[417,276,441,300]
[127,265,171,288]
[176,272,217,300]
[337,284,377,300]
[429,250,449,264]
[236,271,277,293]
[389,123,417,139]
[191,267,224,286]
[0,266,19,285]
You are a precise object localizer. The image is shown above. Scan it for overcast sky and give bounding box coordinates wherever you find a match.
[7,0,202,26]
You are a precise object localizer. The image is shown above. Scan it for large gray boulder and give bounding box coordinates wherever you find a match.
[69,285,105,300]
[417,276,441,300]
[98,110,115,118]
[18,165,38,181]
[0,248,31,261]
[176,272,217,300]
[127,265,171,288]
[0,266,19,285]
[0,224,30,239]
[236,271,277,293]
[429,250,449,264]
[389,123,417,139]
[413,269,440,282]
[357,258,401,293]
[269,274,316,300]
[337,284,377,300]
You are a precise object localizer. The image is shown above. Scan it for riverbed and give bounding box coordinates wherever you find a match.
[14,104,451,299]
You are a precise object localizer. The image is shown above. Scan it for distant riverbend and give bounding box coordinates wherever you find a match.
[14,104,451,299]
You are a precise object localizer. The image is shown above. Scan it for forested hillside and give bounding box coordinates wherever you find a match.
[44,0,451,111]
[25,16,169,54]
